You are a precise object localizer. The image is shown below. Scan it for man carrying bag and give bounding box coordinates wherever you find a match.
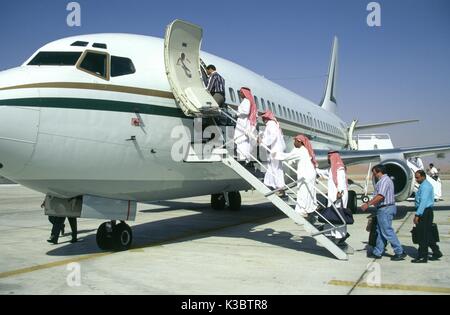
[317,151,352,246]
[411,170,443,263]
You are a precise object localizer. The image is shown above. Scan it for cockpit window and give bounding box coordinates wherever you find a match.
[71,41,89,47]
[78,51,108,79]
[28,52,82,66]
[93,43,107,49]
[111,56,135,77]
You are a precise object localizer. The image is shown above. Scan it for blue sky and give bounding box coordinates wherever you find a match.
[1,0,449,164]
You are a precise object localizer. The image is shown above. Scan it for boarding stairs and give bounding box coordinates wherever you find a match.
[407,160,442,200]
[184,108,351,260]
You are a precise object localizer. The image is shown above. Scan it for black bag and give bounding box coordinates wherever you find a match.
[411,223,440,245]
[368,216,378,247]
[318,205,354,225]
[411,226,419,245]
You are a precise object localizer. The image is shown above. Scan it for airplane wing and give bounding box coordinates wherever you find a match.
[354,119,419,131]
[315,143,450,167]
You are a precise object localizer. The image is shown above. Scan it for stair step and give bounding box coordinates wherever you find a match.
[221,156,348,261]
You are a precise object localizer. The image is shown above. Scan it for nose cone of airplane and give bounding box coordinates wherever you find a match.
[0,69,40,179]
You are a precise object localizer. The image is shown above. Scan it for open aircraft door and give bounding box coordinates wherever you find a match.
[164,19,220,117]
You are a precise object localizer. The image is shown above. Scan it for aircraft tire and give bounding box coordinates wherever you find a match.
[348,190,358,214]
[112,222,133,251]
[361,195,370,204]
[96,222,113,250]
[228,191,242,211]
[211,194,226,210]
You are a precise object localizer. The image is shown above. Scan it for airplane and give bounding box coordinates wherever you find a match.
[1,20,449,252]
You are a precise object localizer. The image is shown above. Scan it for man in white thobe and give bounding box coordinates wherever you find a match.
[260,111,286,192]
[317,151,349,243]
[234,88,257,162]
[429,163,442,200]
[275,135,317,217]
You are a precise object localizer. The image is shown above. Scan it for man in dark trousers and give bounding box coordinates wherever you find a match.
[412,170,443,263]
[361,164,407,261]
[48,216,78,244]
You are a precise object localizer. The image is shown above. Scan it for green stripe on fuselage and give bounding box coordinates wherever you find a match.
[0,97,185,118]
[0,97,345,147]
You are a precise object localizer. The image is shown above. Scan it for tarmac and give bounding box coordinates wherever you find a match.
[0,181,449,295]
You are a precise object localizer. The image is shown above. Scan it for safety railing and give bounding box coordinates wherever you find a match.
[207,107,348,236]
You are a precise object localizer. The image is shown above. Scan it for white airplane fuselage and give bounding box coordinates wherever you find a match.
[0,33,347,202]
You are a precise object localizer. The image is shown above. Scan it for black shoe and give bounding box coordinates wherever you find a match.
[47,237,58,244]
[70,237,78,243]
[411,257,428,263]
[391,252,407,261]
[429,251,443,261]
[367,253,382,259]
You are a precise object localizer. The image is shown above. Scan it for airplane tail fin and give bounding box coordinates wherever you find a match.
[320,36,338,114]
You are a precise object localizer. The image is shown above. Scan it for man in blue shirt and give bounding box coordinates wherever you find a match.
[412,170,442,263]
[361,164,407,261]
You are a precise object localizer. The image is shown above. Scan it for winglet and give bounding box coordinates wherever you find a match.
[320,37,338,114]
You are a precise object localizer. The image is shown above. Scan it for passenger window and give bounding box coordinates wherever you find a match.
[78,51,108,79]
[267,101,273,113]
[229,88,236,103]
[261,98,266,111]
[254,96,260,110]
[111,56,135,77]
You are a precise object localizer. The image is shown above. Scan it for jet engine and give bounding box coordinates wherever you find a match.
[373,159,414,202]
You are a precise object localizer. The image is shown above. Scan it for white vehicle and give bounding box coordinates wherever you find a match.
[1,20,449,253]
[355,134,394,151]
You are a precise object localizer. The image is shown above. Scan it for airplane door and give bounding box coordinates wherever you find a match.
[164,19,220,118]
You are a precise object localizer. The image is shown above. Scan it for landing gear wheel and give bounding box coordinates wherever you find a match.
[348,190,358,214]
[228,191,242,211]
[361,195,370,204]
[96,222,113,250]
[112,222,133,251]
[211,193,226,210]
